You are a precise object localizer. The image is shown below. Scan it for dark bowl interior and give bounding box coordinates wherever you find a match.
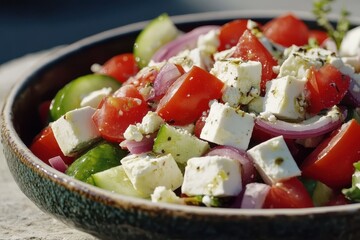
[3,10,360,240]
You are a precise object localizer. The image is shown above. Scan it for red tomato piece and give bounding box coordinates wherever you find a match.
[113,84,145,99]
[301,119,360,189]
[305,64,350,114]
[156,66,224,125]
[194,111,209,138]
[92,94,149,142]
[100,53,139,83]
[263,177,314,208]
[218,19,249,51]
[123,66,158,100]
[263,13,309,47]
[308,30,329,45]
[232,30,278,94]
[30,126,74,165]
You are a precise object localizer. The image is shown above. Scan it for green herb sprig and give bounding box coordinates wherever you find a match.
[312,0,350,49]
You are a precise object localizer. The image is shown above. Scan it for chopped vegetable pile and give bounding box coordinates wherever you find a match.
[30,2,360,209]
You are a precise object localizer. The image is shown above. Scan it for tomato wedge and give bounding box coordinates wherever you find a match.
[263,177,314,208]
[263,13,309,47]
[301,119,360,189]
[30,126,74,165]
[232,30,278,94]
[156,66,224,125]
[100,53,139,83]
[305,64,350,114]
[92,93,149,142]
[218,19,249,51]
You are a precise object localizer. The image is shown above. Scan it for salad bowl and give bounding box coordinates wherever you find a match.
[2,10,360,240]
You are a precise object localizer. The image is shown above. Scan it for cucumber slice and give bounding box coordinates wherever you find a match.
[134,13,179,68]
[301,177,333,206]
[92,165,148,198]
[50,74,121,121]
[312,181,333,206]
[153,124,210,165]
[66,142,127,184]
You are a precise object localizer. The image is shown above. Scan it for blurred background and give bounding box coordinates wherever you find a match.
[0,0,358,65]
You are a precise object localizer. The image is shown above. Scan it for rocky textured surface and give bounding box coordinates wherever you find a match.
[0,52,97,240]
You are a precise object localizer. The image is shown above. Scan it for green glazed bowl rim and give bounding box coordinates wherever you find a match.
[3,9,360,220]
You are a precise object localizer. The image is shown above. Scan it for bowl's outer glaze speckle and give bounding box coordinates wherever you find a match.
[3,10,360,240]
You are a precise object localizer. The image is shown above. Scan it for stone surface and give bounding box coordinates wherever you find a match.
[0,52,97,240]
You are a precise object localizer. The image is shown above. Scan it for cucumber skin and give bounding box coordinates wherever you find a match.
[133,13,179,68]
[66,142,127,184]
[50,74,121,121]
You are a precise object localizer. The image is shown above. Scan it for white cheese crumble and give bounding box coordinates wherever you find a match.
[151,186,183,204]
[123,111,165,142]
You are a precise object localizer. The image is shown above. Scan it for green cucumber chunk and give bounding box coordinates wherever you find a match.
[134,13,179,68]
[92,165,147,198]
[312,181,333,206]
[66,142,127,184]
[301,177,333,206]
[50,74,121,121]
[153,124,210,166]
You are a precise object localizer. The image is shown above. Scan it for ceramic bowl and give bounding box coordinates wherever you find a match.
[2,10,360,240]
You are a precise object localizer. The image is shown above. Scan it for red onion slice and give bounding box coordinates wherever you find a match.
[241,183,271,209]
[255,107,346,139]
[48,156,68,173]
[151,25,220,62]
[343,77,360,107]
[120,134,155,154]
[206,145,256,186]
[153,62,182,100]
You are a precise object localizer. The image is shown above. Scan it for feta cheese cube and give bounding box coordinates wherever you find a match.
[151,186,183,204]
[211,59,261,106]
[340,26,360,57]
[263,75,306,121]
[120,153,183,196]
[247,136,301,184]
[329,56,360,83]
[181,155,242,197]
[279,47,333,79]
[200,101,255,150]
[80,87,112,108]
[168,48,214,72]
[197,29,220,54]
[51,106,100,156]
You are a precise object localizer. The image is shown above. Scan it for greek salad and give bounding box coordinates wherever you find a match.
[30,1,360,209]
